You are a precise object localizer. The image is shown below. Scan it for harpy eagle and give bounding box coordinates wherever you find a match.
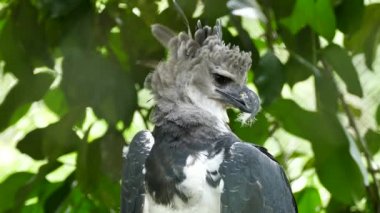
[121,21,297,213]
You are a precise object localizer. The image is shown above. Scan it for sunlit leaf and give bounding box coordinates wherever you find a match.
[281,0,336,40]
[43,87,69,116]
[311,0,336,40]
[295,187,322,213]
[0,0,378,211]
[280,0,311,34]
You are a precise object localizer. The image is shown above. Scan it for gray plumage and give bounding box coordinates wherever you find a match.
[121,21,297,213]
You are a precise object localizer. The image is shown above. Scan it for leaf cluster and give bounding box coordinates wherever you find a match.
[0,0,379,212]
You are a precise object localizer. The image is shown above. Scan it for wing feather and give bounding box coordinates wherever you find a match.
[220,142,297,213]
[121,131,154,213]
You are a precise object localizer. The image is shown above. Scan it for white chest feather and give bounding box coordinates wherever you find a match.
[143,151,225,213]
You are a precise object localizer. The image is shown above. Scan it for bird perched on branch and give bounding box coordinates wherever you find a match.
[121,20,297,213]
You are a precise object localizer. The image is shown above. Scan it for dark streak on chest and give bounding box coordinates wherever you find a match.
[144,120,237,205]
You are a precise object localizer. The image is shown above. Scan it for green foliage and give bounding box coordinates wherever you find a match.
[0,0,379,212]
[321,44,363,97]
[254,51,284,106]
[295,187,322,213]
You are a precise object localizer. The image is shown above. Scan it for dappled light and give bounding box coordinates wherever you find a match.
[0,0,380,212]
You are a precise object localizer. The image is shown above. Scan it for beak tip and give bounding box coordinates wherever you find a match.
[244,89,260,116]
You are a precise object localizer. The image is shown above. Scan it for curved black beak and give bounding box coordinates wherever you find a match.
[216,86,260,116]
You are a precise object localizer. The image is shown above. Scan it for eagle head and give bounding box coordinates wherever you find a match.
[146,20,260,124]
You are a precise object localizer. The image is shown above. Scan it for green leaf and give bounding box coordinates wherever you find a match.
[10,0,53,67]
[311,0,336,40]
[202,0,229,21]
[61,50,137,125]
[0,172,34,212]
[17,129,44,160]
[295,187,322,213]
[59,12,138,125]
[315,71,339,113]
[55,187,107,212]
[12,161,63,212]
[43,87,69,116]
[254,51,284,106]
[335,0,364,34]
[364,129,380,155]
[270,0,296,20]
[321,44,363,97]
[17,109,82,160]
[171,0,197,19]
[33,0,85,18]
[326,197,350,212]
[280,0,311,34]
[8,103,32,126]
[345,4,380,70]
[120,12,164,86]
[268,99,366,204]
[229,111,270,146]
[98,129,124,181]
[0,72,54,131]
[281,26,316,63]
[280,27,316,86]
[44,172,75,212]
[281,0,336,40]
[0,17,33,79]
[21,203,44,213]
[76,129,123,209]
[284,56,312,87]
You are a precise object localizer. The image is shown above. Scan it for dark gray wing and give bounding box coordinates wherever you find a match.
[220,142,297,213]
[121,131,154,213]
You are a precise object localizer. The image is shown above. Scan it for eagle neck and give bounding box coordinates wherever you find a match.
[151,101,230,132]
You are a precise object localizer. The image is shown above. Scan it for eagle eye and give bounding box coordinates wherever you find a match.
[213,73,232,86]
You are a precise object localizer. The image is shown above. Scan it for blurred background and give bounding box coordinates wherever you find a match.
[0,0,380,212]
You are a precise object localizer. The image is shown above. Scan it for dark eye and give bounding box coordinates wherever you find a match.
[213,73,232,86]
